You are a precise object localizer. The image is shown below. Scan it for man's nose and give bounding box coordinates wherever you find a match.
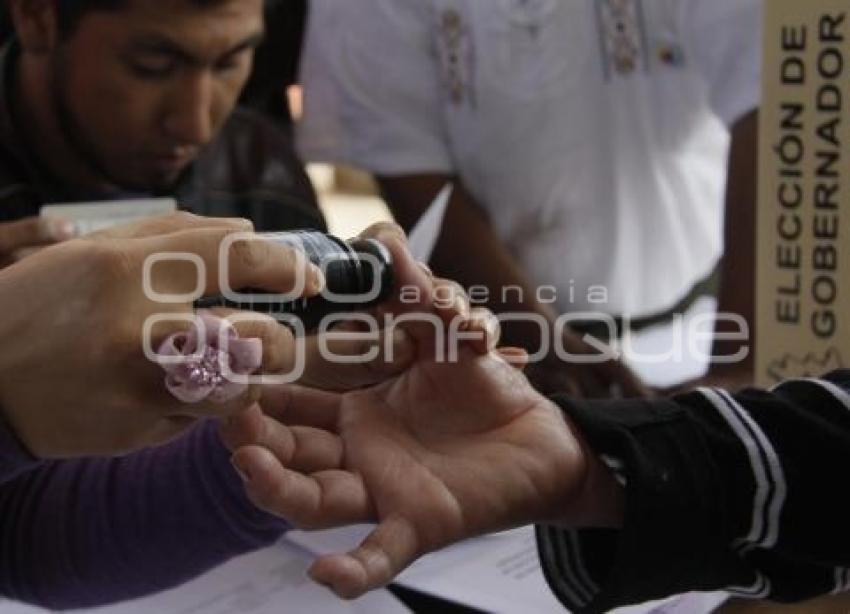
[162,72,216,148]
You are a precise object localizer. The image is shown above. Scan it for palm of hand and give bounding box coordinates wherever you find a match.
[228,352,587,599]
[339,354,583,546]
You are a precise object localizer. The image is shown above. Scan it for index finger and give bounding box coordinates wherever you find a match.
[0,216,75,254]
[358,223,434,315]
[135,227,326,298]
[88,211,253,240]
[358,222,407,245]
[259,385,343,430]
[309,516,420,599]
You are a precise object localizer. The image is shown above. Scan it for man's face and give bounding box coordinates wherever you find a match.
[51,0,264,192]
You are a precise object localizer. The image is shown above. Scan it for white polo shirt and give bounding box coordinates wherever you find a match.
[298,0,762,318]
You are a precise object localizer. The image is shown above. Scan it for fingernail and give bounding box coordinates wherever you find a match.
[51,219,77,240]
[454,296,471,319]
[230,457,251,484]
[417,261,434,279]
[498,347,528,362]
[309,264,326,295]
[498,347,526,357]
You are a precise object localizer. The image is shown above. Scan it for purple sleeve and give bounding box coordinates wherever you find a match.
[0,417,41,484]
[0,420,288,610]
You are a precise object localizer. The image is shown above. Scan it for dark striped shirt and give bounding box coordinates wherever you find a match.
[539,370,850,613]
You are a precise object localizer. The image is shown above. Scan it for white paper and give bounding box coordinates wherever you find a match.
[0,601,45,614]
[0,541,407,614]
[41,198,177,236]
[407,184,452,263]
[285,526,728,614]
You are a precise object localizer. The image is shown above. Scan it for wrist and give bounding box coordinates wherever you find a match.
[530,399,624,530]
[555,411,626,529]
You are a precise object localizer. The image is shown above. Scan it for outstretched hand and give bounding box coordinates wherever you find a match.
[221,349,610,599]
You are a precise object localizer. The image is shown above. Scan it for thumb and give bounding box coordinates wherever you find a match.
[0,216,76,254]
[308,516,420,599]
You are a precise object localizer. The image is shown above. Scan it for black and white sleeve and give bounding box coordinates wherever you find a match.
[537,370,850,613]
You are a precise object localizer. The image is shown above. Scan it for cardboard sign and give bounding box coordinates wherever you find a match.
[757,1,849,385]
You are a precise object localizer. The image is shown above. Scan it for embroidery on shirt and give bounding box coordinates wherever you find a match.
[657,43,686,67]
[593,0,649,80]
[437,7,477,109]
[650,2,687,70]
[505,0,557,39]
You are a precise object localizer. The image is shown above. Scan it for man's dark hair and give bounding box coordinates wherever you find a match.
[56,0,123,34]
[0,0,281,43]
[54,0,229,35]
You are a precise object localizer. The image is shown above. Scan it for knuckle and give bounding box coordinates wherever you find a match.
[276,431,297,464]
[249,482,280,513]
[271,242,302,274]
[260,324,293,372]
[90,243,136,280]
[364,221,405,241]
[234,217,254,231]
[32,217,52,239]
[239,385,262,407]
[229,237,269,273]
[449,281,469,302]
[262,342,285,374]
[0,220,32,252]
[171,211,201,226]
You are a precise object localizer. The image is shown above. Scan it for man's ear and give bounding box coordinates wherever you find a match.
[8,0,60,54]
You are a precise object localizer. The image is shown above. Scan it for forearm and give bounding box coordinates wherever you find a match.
[540,370,850,612]
[380,176,557,343]
[0,421,287,610]
[711,110,758,382]
[381,174,646,397]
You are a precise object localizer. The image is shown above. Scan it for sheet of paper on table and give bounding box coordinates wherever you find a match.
[0,539,407,614]
[285,526,728,614]
[0,600,43,614]
[407,184,452,263]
